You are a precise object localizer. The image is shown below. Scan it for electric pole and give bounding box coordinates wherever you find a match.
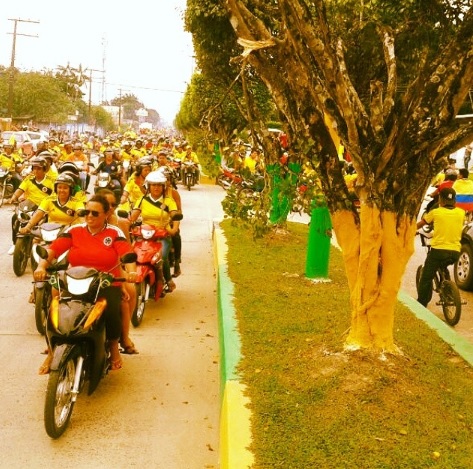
[87,68,105,124]
[7,18,39,118]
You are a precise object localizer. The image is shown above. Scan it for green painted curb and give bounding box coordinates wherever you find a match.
[398,290,473,367]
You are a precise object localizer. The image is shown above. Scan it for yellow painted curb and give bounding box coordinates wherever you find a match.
[220,381,254,469]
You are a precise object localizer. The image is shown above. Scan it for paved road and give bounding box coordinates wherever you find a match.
[0,178,225,468]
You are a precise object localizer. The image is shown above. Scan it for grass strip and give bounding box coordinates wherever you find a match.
[221,219,473,469]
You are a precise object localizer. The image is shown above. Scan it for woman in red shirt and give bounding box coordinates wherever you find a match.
[34,194,137,374]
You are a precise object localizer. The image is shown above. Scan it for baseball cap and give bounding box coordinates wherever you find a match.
[439,187,456,206]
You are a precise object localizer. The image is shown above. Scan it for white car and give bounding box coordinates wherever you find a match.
[1,130,49,150]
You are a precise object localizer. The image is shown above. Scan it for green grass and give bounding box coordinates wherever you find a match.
[221,219,473,469]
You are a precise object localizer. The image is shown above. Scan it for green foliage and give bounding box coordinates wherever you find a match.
[222,219,473,468]
[0,71,75,123]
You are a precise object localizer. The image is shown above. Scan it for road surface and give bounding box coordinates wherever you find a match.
[0,178,225,469]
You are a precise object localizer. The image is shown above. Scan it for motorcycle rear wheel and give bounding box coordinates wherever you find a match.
[44,347,80,439]
[13,237,30,277]
[132,281,147,327]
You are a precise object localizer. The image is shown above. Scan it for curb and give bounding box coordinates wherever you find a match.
[213,222,254,469]
[213,224,473,468]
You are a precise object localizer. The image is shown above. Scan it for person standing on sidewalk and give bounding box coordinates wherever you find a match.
[416,188,465,307]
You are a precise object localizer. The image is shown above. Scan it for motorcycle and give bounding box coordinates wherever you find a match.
[216,165,243,191]
[181,160,198,191]
[127,213,183,327]
[31,222,67,335]
[0,165,15,207]
[36,246,137,438]
[94,171,123,204]
[12,199,37,277]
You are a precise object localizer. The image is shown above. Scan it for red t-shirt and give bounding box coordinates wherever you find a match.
[51,223,132,278]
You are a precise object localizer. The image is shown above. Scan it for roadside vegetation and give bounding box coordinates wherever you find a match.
[222,218,473,468]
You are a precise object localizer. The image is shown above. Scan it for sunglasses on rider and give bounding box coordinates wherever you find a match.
[82,209,103,217]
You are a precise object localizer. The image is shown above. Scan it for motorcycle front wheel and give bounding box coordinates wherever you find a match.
[13,236,31,277]
[44,346,80,439]
[132,281,147,327]
[34,285,50,335]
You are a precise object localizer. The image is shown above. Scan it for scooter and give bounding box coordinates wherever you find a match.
[94,171,123,204]
[181,160,198,191]
[130,223,168,326]
[216,165,243,190]
[37,246,137,438]
[129,213,183,327]
[0,165,15,207]
[31,222,67,335]
[12,199,38,277]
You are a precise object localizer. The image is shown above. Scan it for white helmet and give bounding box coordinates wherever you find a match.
[145,170,167,188]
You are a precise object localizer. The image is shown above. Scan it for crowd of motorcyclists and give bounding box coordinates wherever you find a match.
[0,128,199,374]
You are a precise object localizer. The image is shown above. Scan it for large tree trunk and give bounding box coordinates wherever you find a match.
[332,207,417,352]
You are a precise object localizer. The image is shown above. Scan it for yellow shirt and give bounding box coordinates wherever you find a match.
[452,178,473,195]
[18,175,56,207]
[38,195,84,224]
[123,176,146,206]
[134,195,177,228]
[423,206,465,251]
[243,156,257,173]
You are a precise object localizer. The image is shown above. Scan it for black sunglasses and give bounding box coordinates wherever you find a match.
[82,209,103,217]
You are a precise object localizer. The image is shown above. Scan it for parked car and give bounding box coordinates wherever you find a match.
[1,130,48,150]
[454,222,473,290]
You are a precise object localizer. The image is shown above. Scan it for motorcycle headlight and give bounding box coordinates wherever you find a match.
[141,228,155,239]
[41,227,61,242]
[66,275,95,295]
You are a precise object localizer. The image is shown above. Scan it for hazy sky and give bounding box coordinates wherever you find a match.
[0,1,195,124]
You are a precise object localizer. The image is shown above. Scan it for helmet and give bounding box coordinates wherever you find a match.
[137,156,153,168]
[54,173,75,191]
[58,161,80,176]
[30,156,47,169]
[145,170,167,187]
[37,150,54,162]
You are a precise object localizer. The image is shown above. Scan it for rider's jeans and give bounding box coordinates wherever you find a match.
[417,248,460,306]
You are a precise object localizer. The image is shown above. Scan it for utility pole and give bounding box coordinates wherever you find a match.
[87,68,105,124]
[7,18,39,118]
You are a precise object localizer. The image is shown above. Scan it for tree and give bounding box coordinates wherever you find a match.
[0,71,75,123]
[185,0,279,144]
[192,0,473,352]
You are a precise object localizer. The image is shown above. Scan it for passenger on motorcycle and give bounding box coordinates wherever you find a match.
[416,188,465,307]
[67,143,90,190]
[129,171,180,291]
[0,142,23,191]
[34,194,137,373]
[158,166,182,277]
[18,173,84,234]
[57,161,87,203]
[8,156,55,255]
[119,157,153,209]
[182,145,201,183]
[98,188,138,355]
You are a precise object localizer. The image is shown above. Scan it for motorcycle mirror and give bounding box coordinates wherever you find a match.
[121,252,137,264]
[117,210,129,219]
[171,213,183,221]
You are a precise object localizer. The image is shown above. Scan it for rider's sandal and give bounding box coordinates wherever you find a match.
[110,358,123,371]
[38,355,53,375]
[120,342,139,355]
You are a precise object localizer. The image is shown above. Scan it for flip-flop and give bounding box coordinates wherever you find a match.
[120,344,139,355]
[110,358,123,371]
